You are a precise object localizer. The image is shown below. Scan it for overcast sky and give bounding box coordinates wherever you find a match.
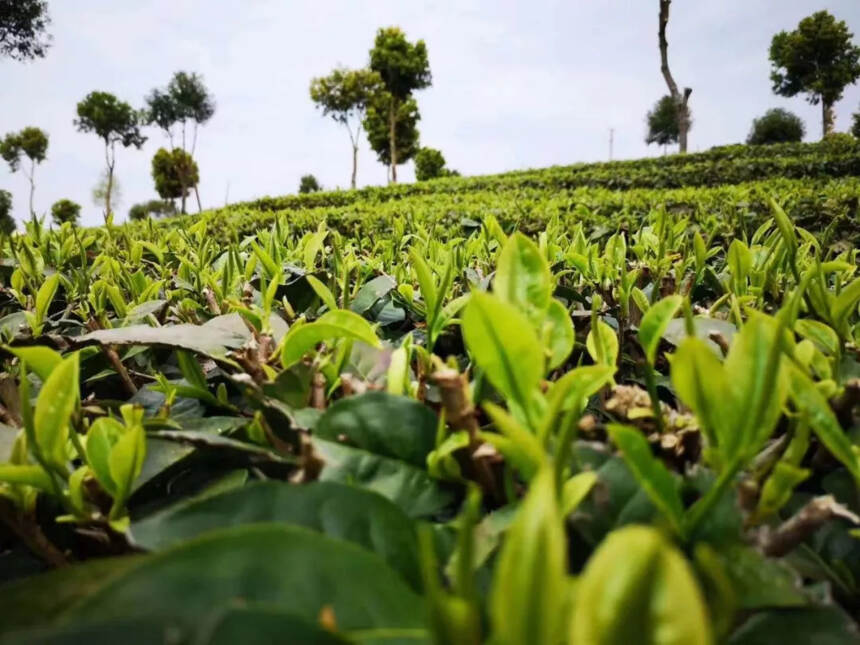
[2,0,860,226]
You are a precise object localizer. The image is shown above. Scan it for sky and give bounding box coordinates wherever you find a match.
[2,0,860,227]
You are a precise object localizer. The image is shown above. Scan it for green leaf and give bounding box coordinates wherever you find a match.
[130,480,421,589]
[5,345,62,382]
[494,233,552,325]
[756,461,810,519]
[608,424,685,535]
[461,291,543,424]
[313,392,437,467]
[490,467,567,645]
[34,273,59,327]
[281,310,380,368]
[107,425,146,518]
[795,319,840,356]
[482,402,546,480]
[85,417,123,495]
[305,274,338,312]
[729,607,860,645]
[409,247,437,316]
[571,525,712,645]
[0,463,54,491]
[586,318,619,370]
[768,197,797,260]
[33,352,79,469]
[670,337,732,454]
[176,350,207,390]
[312,437,457,518]
[638,294,683,365]
[831,275,860,333]
[561,470,598,516]
[302,226,328,269]
[544,299,574,370]
[23,524,424,636]
[788,364,860,482]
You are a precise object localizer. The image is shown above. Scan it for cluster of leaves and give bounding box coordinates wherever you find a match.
[747,109,806,146]
[0,144,859,643]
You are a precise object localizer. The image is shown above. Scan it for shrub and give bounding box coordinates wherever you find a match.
[299,174,321,194]
[129,199,177,221]
[415,147,458,181]
[747,109,805,145]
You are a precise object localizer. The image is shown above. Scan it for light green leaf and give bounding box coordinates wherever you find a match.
[305,275,338,312]
[108,425,146,519]
[461,291,543,424]
[544,299,574,370]
[586,318,619,370]
[34,273,60,326]
[6,345,62,382]
[490,467,567,645]
[482,402,546,480]
[788,364,860,482]
[831,276,860,333]
[33,352,79,469]
[794,319,840,356]
[639,294,683,365]
[494,233,552,325]
[561,471,598,516]
[0,463,54,491]
[86,417,124,495]
[281,310,380,368]
[409,247,437,316]
[571,525,712,645]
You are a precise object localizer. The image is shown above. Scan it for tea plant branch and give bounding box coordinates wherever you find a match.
[0,498,69,567]
[760,495,860,557]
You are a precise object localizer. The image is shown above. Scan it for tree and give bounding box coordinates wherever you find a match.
[414,147,457,180]
[75,92,146,219]
[852,106,860,138]
[0,127,48,218]
[645,95,687,148]
[128,199,176,221]
[0,190,14,235]
[746,108,805,145]
[50,199,80,226]
[299,174,321,194]
[658,0,692,153]
[368,27,431,183]
[151,148,199,212]
[144,71,215,212]
[0,0,50,61]
[770,11,860,137]
[364,95,420,179]
[92,171,122,214]
[310,68,383,190]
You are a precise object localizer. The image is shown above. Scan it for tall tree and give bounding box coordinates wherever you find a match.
[0,189,14,235]
[414,147,457,180]
[645,95,685,150]
[0,127,48,218]
[657,0,692,153]
[310,68,383,189]
[364,95,420,181]
[151,147,199,213]
[770,11,860,137]
[0,0,50,61]
[144,71,215,212]
[368,27,431,183]
[852,105,860,139]
[75,92,146,219]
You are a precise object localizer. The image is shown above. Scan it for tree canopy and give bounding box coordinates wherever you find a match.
[414,147,457,181]
[50,198,80,226]
[299,174,321,194]
[770,11,860,136]
[747,108,805,145]
[0,0,50,61]
[145,71,215,150]
[852,106,860,139]
[645,95,683,147]
[0,189,14,234]
[128,199,176,221]
[364,94,420,172]
[0,127,49,218]
[151,147,199,212]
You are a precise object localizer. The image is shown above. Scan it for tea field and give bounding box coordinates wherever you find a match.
[1,140,860,644]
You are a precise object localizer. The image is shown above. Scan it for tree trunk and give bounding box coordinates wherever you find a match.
[181,191,187,215]
[105,165,113,219]
[822,100,835,137]
[28,160,35,219]
[351,143,358,190]
[388,100,398,184]
[658,0,692,154]
[195,185,202,212]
